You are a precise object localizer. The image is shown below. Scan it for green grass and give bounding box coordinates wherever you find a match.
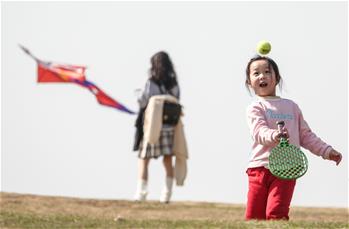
[1,192,348,228]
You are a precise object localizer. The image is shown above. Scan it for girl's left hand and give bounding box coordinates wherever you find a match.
[329,149,342,165]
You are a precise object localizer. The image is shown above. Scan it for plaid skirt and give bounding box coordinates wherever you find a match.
[138,128,174,159]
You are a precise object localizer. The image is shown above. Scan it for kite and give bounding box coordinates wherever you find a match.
[19,45,135,114]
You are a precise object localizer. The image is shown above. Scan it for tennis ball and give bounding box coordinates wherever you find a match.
[256,40,271,55]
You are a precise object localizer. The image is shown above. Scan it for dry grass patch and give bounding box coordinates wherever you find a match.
[1,192,348,228]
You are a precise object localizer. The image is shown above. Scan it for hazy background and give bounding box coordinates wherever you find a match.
[1,1,348,208]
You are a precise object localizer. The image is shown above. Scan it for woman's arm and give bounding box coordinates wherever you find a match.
[137,80,155,108]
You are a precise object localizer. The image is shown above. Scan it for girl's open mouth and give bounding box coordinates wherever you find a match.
[259,82,268,88]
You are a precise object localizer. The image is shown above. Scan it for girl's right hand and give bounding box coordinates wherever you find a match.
[273,127,289,142]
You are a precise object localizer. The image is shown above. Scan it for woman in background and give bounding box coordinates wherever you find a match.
[134,51,180,203]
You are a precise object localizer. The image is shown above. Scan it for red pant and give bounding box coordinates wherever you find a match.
[245,167,296,220]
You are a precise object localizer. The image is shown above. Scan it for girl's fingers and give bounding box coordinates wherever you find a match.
[336,154,342,165]
[281,127,289,138]
[330,152,342,165]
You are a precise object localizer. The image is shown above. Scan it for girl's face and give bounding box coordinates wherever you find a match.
[248,59,277,97]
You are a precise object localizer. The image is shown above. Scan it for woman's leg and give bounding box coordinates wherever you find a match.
[138,158,150,180]
[160,155,174,203]
[163,155,174,178]
[135,158,150,201]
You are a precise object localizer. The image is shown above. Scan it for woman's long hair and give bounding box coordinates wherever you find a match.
[149,51,178,90]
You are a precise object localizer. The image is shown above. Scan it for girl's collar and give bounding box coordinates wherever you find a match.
[257,95,281,100]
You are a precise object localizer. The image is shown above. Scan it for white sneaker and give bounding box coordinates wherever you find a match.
[134,179,148,202]
[134,190,147,202]
[160,177,173,203]
[160,190,172,203]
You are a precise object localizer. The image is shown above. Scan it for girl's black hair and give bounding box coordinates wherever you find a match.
[245,55,282,92]
[149,51,178,90]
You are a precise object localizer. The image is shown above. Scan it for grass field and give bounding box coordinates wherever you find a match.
[0,192,348,228]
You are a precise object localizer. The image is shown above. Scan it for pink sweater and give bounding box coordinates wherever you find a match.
[246,96,332,169]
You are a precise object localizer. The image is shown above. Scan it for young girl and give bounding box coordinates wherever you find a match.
[134,51,180,203]
[245,55,342,220]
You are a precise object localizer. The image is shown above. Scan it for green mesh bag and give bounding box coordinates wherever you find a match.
[269,121,308,180]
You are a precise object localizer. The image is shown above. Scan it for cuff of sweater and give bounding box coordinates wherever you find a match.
[321,146,333,160]
[270,130,279,143]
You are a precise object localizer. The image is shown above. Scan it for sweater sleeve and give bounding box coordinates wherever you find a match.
[246,103,279,146]
[298,108,332,159]
[137,80,155,108]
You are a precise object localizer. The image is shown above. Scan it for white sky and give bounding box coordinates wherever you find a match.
[1,1,348,208]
